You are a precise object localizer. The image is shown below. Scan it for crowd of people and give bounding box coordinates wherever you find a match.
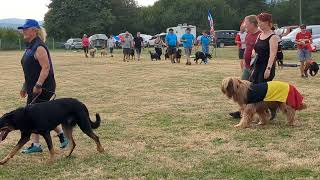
[81,28,214,65]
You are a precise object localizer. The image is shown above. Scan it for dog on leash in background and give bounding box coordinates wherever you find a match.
[100,47,108,57]
[304,60,319,77]
[149,51,161,61]
[129,49,135,60]
[89,48,97,58]
[0,98,104,164]
[221,77,306,128]
[194,51,212,64]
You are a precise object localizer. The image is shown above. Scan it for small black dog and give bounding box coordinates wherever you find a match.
[149,51,161,61]
[304,60,319,76]
[194,51,212,64]
[130,49,135,60]
[164,49,169,60]
[174,49,182,63]
[0,98,104,164]
[276,43,284,68]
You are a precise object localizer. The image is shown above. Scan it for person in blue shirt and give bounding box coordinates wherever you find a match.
[181,28,195,65]
[200,31,211,64]
[165,29,178,63]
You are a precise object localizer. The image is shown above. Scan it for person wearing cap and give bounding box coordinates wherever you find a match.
[107,34,115,57]
[18,19,68,154]
[181,28,195,65]
[295,24,312,78]
[165,29,179,63]
[82,34,90,58]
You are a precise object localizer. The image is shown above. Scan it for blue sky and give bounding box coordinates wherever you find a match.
[0,0,157,20]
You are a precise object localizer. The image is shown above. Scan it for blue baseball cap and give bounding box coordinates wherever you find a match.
[18,19,40,30]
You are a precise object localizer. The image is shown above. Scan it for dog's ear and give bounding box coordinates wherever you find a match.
[225,79,235,98]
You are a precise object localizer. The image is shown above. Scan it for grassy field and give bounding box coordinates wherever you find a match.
[0,47,320,179]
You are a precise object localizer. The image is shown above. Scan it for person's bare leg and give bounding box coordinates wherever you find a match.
[300,61,305,76]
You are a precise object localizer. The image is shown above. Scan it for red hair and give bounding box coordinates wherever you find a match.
[257,12,272,24]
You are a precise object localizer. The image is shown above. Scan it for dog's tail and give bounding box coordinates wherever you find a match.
[297,103,307,111]
[90,113,101,129]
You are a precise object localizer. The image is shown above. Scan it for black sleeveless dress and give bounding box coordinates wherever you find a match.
[251,34,276,84]
[21,37,56,104]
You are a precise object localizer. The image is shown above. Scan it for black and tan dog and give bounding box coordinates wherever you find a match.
[304,60,319,77]
[149,51,161,61]
[129,48,135,60]
[0,98,104,165]
[194,51,212,64]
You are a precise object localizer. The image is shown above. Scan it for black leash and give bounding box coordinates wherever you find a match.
[29,88,56,105]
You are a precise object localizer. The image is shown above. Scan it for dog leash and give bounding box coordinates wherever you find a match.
[29,88,56,105]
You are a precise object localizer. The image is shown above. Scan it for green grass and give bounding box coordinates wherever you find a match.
[0,47,320,179]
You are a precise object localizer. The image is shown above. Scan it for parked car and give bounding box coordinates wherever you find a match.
[281,25,320,50]
[64,38,82,50]
[312,37,320,51]
[214,30,238,47]
[275,25,298,38]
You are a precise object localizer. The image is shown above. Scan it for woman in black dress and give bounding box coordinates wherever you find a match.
[251,13,278,84]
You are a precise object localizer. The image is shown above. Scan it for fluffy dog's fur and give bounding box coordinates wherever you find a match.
[89,48,97,58]
[221,77,307,128]
[0,98,104,164]
[149,51,161,61]
[194,51,212,64]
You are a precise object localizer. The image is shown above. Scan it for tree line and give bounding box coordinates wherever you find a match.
[3,0,320,42]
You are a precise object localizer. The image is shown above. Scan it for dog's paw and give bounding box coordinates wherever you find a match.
[0,160,7,165]
[98,147,105,153]
[234,124,242,128]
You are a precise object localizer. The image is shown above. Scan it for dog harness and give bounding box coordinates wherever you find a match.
[247,81,304,110]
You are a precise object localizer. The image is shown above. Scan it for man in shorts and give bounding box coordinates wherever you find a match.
[165,28,178,63]
[295,24,312,78]
[122,31,133,62]
[134,32,144,61]
[235,25,247,70]
[181,28,195,65]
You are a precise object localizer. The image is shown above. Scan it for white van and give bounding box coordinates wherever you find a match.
[166,24,196,40]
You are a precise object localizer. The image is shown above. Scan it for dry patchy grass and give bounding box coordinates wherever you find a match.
[0,48,320,179]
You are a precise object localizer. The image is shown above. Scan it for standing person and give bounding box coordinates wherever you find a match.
[134,32,144,61]
[165,28,178,63]
[295,24,312,78]
[251,13,278,120]
[122,31,133,62]
[181,28,195,65]
[251,13,278,84]
[154,35,165,59]
[229,15,261,119]
[235,25,247,70]
[82,34,89,58]
[107,35,115,57]
[18,19,68,153]
[199,31,211,64]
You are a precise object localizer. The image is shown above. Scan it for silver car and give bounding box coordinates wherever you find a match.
[64,38,83,50]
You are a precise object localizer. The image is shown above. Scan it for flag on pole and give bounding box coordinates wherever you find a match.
[208,10,214,29]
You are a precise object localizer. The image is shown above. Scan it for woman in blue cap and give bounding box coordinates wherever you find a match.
[18,19,69,153]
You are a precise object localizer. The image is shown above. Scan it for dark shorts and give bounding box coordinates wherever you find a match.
[27,89,55,105]
[184,47,192,56]
[167,47,177,55]
[109,48,114,54]
[239,48,245,59]
[123,48,131,55]
[83,46,89,53]
[135,48,142,54]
